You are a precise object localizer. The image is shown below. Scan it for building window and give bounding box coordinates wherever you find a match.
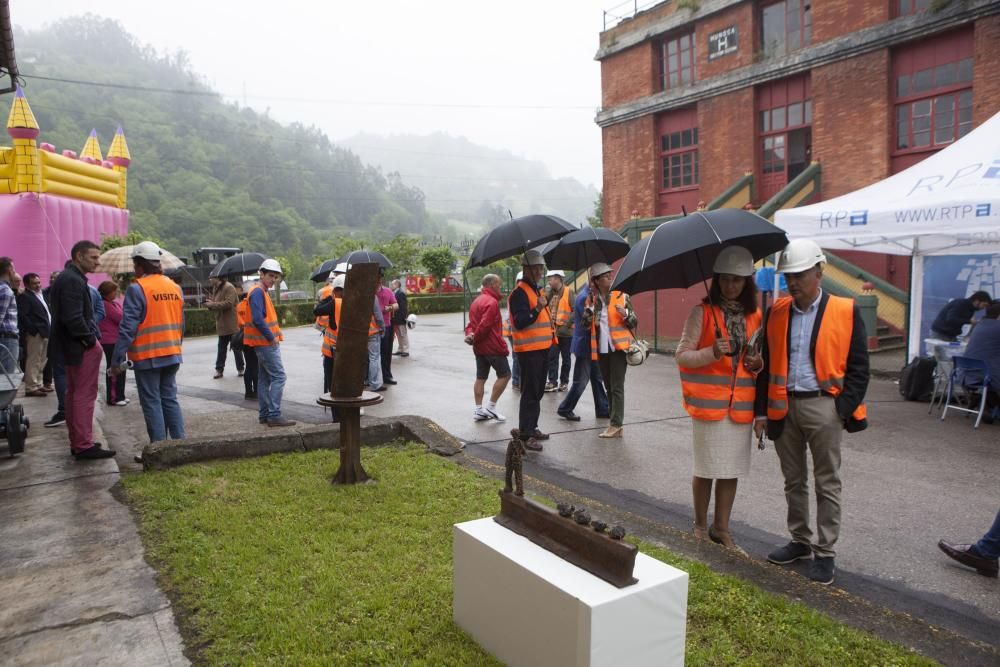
[893,30,973,153]
[897,0,932,17]
[660,32,695,90]
[761,0,811,57]
[661,127,699,189]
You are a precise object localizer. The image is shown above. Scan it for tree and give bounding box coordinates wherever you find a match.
[375,234,422,279]
[420,246,457,292]
[587,192,604,228]
[100,230,165,252]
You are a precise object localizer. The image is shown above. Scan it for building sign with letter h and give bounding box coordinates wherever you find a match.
[708,26,738,60]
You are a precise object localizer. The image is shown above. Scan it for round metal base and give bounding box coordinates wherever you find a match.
[316,390,384,409]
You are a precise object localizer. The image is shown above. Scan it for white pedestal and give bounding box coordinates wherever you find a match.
[453,517,688,667]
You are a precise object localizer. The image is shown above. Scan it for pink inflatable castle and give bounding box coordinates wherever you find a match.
[1,85,130,284]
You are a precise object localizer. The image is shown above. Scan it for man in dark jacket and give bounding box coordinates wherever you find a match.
[753,239,868,586]
[391,279,410,357]
[49,240,116,459]
[16,272,51,396]
[465,274,509,421]
[931,290,992,340]
[509,250,554,450]
[556,283,609,421]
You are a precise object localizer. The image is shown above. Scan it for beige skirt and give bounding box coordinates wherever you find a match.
[692,417,752,479]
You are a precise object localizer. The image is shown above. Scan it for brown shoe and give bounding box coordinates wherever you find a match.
[938,540,999,577]
[213,371,224,379]
[267,418,297,428]
[25,389,48,397]
[42,385,55,392]
[523,437,543,452]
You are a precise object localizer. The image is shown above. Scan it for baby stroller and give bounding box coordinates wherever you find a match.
[0,344,29,456]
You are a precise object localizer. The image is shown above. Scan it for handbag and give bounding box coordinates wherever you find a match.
[621,295,649,366]
[230,329,244,351]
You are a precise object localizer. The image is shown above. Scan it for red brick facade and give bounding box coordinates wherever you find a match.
[601,42,657,109]
[973,15,1000,125]
[811,0,888,43]
[698,88,756,202]
[697,3,754,79]
[601,116,657,229]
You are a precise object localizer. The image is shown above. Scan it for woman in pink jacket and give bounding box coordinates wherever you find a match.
[98,281,129,406]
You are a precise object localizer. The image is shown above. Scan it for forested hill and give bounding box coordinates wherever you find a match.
[340,133,599,227]
[14,16,440,256]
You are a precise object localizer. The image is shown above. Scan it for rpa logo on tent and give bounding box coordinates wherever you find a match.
[819,210,868,228]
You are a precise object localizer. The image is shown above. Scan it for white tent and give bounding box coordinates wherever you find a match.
[775,110,1000,355]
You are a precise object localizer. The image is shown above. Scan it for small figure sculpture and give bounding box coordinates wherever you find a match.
[591,520,608,533]
[574,509,591,525]
[504,429,527,496]
[557,503,575,518]
[609,525,626,541]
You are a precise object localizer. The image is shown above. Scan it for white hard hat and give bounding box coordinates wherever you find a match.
[132,241,163,261]
[334,262,350,274]
[515,271,523,281]
[521,249,545,266]
[589,262,613,279]
[406,313,417,330]
[259,258,283,275]
[332,275,346,290]
[776,239,827,274]
[546,269,565,278]
[712,246,755,277]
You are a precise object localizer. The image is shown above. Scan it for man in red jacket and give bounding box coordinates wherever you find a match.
[465,273,510,421]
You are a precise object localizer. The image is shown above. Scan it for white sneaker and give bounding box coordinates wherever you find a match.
[483,406,506,422]
[473,407,491,421]
[114,400,128,407]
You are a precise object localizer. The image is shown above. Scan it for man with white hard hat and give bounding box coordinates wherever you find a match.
[244,258,295,427]
[112,241,187,460]
[508,250,555,451]
[754,238,869,585]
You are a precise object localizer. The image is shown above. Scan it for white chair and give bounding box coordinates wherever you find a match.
[940,356,992,429]
[928,347,953,415]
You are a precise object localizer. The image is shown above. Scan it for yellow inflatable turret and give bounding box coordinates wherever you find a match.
[4,84,41,194]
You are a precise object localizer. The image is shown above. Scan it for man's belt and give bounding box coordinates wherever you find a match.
[788,390,830,399]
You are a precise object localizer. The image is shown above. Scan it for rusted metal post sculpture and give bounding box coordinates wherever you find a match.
[317,262,383,484]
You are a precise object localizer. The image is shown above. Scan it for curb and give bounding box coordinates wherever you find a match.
[141,415,465,470]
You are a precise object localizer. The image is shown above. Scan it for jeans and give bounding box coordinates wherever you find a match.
[102,343,126,404]
[366,334,383,389]
[0,337,17,373]
[242,346,258,395]
[559,353,609,416]
[598,350,628,427]
[255,344,287,421]
[65,344,102,453]
[216,334,245,373]
[516,348,549,435]
[134,364,186,442]
[974,507,1000,560]
[547,336,572,385]
[380,326,394,381]
[53,357,67,414]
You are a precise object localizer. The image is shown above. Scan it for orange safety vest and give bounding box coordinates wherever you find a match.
[765,295,867,422]
[678,305,761,423]
[510,282,556,353]
[243,283,283,347]
[322,297,342,358]
[315,284,333,330]
[128,274,184,362]
[553,287,573,327]
[502,310,511,339]
[236,296,250,328]
[590,290,634,361]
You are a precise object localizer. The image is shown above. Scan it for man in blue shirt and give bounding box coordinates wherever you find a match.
[248,259,295,427]
[556,283,609,421]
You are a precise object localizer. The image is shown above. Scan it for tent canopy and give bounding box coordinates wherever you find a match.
[775,111,1000,256]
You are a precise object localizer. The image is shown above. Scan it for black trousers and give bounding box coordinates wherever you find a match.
[102,343,126,404]
[380,326,395,381]
[322,354,340,422]
[517,348,550,435]
[242,346,258,395]
[216,334,245,373]
[547,336,572,385]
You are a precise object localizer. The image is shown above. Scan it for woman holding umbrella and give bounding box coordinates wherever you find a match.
[675,246,762,552]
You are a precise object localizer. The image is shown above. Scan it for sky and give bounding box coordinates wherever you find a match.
[15,0,639,188]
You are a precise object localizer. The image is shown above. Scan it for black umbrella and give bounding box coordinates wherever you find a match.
[339,250,392,269]
[310,258,339,283]
[466,214,577,268]
[542,226,631,271]
[209,252,272,278]
[611,209,788,295]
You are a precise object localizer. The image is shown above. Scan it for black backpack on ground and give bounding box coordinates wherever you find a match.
[899,356,936,402]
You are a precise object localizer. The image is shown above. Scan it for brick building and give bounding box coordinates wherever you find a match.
[597,0,1000,340]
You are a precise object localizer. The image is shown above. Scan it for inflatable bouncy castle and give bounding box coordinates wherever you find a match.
[1,85,129,284]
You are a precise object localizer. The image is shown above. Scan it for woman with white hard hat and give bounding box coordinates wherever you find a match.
[675,245,763,553]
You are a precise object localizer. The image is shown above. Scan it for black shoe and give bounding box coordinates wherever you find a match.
[133,454,144,464]
[392,351,403,356]
[767,541,813,565]
[245,392,258,400]
[384,379,398,385]
[44,413,66,427]
[74,445,117,460]
[938,540,999,577]
[596,413,610,419]
[808,556,836,585]
[259,417,267,424]
[399,352,409,357]
[531,429,550,441]
[371,385,387,392]
[267,418,297,427]
[558,410,581,422]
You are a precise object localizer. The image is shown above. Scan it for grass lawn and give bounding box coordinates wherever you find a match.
[123,444,933,666]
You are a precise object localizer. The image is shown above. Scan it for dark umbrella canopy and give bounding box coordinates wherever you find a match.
[611,209,788,295]
[542,226,631,271]
[466,214,577,268]
[310,258,339,283]
[209,252,271,278]
[338,250,392,269]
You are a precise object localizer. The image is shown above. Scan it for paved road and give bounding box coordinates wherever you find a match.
[139,313,999,649]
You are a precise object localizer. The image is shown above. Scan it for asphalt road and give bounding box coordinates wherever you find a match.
[145,312,1000,649]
